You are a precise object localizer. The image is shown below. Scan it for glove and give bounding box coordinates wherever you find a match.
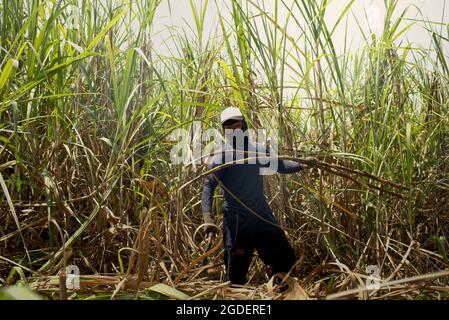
[304,156,319,167]
[202,212,217,236]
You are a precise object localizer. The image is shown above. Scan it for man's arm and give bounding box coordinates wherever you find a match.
[257,144,318,174]
[277,159,305,174]
[257,144,306,174]
[201,171,219,215]
[201,157,225,229]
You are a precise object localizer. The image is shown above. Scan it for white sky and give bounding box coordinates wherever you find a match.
[151,0,448,53]
[148,0,448,96]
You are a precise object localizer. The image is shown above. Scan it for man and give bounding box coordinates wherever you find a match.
[201,106,318,285]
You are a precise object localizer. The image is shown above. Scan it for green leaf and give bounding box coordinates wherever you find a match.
[0,287,42,300]
[0,59,14,91]
[99,137,113,147]
[146,284,190,300]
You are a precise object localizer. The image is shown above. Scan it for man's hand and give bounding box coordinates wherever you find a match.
[202,212,217,236]
[304,156,319,167]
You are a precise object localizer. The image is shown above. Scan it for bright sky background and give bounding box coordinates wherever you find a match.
[152,0,448,53]
[149,0,448,95]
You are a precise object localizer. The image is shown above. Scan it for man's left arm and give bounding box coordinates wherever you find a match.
[277,159,305,174]
[256,144,318,173]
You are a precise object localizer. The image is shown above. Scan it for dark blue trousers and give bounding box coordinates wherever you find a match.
[222,209,296,284]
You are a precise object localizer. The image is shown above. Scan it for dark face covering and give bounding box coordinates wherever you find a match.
[223,119,250,162]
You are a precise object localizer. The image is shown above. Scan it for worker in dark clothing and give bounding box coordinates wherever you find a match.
[201,107,318,285]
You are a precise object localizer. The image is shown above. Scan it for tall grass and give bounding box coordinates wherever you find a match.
[0,0,448,299]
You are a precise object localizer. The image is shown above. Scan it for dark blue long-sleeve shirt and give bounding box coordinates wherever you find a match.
[201,144,304,219]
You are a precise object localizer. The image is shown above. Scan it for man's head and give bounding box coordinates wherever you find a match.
[220,107,246,131]
[220,107,249,155]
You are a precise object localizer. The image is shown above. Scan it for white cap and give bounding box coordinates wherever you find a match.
[220,107,244,124]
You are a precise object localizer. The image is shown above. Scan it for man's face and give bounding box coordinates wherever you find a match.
[223,119,243,131]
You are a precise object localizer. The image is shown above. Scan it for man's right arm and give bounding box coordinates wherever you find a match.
[201,157,225,226]
[201,171,219,215]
